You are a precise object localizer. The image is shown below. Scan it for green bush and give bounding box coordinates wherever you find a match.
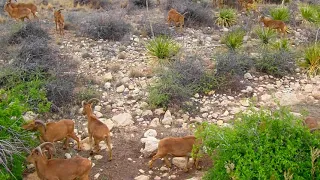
[300,4,320,24]
[255,49,296,77]
[255,27,277,44]
[270,7,290,22]
[146,36,180,61]
[196,106,320,180]
[300,43,320,76]
[148,56,215,108]
[222,28,245,51]
[215,8,237,27]
[271,38,290,51]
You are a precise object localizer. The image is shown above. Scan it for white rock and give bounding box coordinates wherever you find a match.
[154,108,165,115]
[240,99,250,107]
[150,118,161,127]
[94,173,100,179]
[121,77,130,84]
[104,72,113,81]
[278,92,301,106]
[261,94,272,102]
[244,73,253,80]
[94,111,103,118]
[112,113,134,127]
[139,169,145,174]
[94,155,103,160]
[162,110,173,125]
[94,105,102,112]
[99,118,114,130]
[116,85,125,93]
[142,110,153,117]
[217,120,224,126]
[160,166,169,171]
[172,157,187,169]
[305,84,314,93]
[104,82,111,89]
[154,176,161,180]
[65,153,71,159]
[140,137,159,156]
[246,86,253,92]
[23,111,37,121]
[144,129,157,138]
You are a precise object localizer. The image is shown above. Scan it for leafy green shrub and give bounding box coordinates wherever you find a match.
[215,8,237,27]
[255,27,277,44]
[270,6,290,22]
[196,106,320,180]
[80,12,131,41]
[148,56,214,108]
[146,36,180,60]
[221,28,245,51]
[271,38,290,51]
[300,43,320,76]
[255,49,296,77]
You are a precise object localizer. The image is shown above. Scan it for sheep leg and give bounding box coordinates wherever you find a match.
[89,135,93,151]
[55,21,58,32]
[94,139,101,153]
[184,157,189,172]
[69,133,81,150]
[164,156,171,168]
[63,137,69,149]
[104,136,112,161]
[148,153,166,168]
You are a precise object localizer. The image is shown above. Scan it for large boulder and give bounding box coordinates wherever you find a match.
[112,113,134,127]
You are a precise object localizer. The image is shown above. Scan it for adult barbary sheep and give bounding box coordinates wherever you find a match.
[8,0,38,18]
[22,119,81,157]
[81,98,112,160]
[260,16,288,35]
[167,8,187,32]
[27,142,92,180]
[148,135,201,172]
[4,0,31,21]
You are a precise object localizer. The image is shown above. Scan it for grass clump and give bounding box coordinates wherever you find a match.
[270,6,290,22]
[300,4,320,24]
[271,38,290,51]
[146,36,180,61]
[255,27,277,44]
[255,49,296,77]
[300,43,320,76]
[196,106,320,180]
[215,8,237,27]
[80,12,131,41]
[221,28,245,51]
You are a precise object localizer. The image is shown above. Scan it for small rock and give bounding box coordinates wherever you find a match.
[172,157,187,169]
[103,72,113,81]
[162,110,173,125]
[140,137,160,156]
[261,94,272,102]
[240,99,250,107]
[65,153,71,159]
[23,111,37,121]
[160,166,169,171]
[94,105,102,112]
[142,110,153,117]
[305,84,314,93]
[112,113,134,127]
[116,85,125,93]
[94,173,100,179]
[134,175,150,180]
[104,82,111,89]
[144,129,157,138]
[244,73,253,80]
[94,155,103,160]
[217,120,224,126]
[154,108,165,115]
[150,118,161,127]
[154,176,161,180]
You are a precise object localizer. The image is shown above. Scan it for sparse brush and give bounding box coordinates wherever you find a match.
[215,8,237,27]
[183,3,213,27]
[255,27,277,44]
[270,7,290,22]
[146,36,181,61]
[222,28,245,51]
[300,43,320,76]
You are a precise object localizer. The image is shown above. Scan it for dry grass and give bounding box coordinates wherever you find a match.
[129,68,145,78]
[109,63,121,73]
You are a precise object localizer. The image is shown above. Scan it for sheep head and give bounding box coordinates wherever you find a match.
[22,120,46,131]
[27,142,55,164]
[81,98,100,115]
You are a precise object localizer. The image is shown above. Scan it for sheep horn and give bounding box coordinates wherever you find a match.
[34,147,43,156]
[57,9,64,12]
[81,100,86,107]
[39,142,56,154]
[34,120,46,131]
[87,98,100,105]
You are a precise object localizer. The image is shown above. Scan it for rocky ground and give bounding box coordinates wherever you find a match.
[21,5,320,180]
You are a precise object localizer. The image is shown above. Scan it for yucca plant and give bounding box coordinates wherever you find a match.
[270,7,290,22]
[271,38,290,51]
[300,4,320,42]
[255,27,277,45]
[300,43,320,76]
[215,8,237,27]
[222,28,245,51]
[146,35,181,61]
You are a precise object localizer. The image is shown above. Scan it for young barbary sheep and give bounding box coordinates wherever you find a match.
[4,0,31,21]
[7,0,38,18]
[54,9,65,35]
[22,119,81,155]
[260,16,288,35]
[81,98,112,160]
[27,142,92,180]
[148,135,201,172]
[167,8,187,32]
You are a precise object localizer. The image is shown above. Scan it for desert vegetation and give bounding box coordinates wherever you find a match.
[1,0,320,179]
